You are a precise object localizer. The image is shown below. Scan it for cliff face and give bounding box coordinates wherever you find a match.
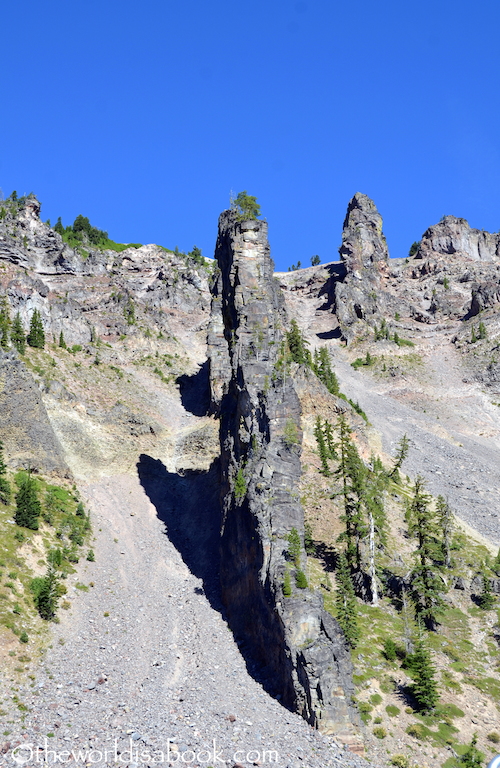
[208,210,361,744]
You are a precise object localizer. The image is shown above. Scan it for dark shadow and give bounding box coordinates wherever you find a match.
[177,360,210,417]
[316,262,347,311]
[316,327,342,340]
[137,454,222,609]
[136,453,290,702]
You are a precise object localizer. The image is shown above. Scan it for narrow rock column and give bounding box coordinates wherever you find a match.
[208,210,362,747]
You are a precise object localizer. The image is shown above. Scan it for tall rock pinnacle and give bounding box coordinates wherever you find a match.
[207,210,362,746]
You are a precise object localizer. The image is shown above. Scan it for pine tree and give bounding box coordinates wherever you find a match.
[27,309,45,349]
[314,417,330,476]
[286,320,310,365]
[10,312,26,354]
[436,495,453,567]
[58,330,66,349]
[390,434,410,479]
[0,296,10,348]
[335,414,367,572]
[365,456,388,605]
[407,477,447,630]
[410,634,439,711]
[287,527,301,567]
[14,472,41,530]
[0,440,11,505]
[314,347,340,396]
[323,420,337,459]
[32,565,59,620]
[335,551,359,647]
[478,570,495,610]
[459,734,484,768]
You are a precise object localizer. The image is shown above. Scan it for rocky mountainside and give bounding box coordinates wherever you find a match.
[1,191,500,768]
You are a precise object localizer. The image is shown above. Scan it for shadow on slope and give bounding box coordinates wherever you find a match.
[137,453,222,609]
[137,453,284,700]
[177,360,211,416]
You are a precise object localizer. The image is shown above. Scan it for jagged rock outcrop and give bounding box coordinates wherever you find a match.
[334,193,390,342]
[416,216,500,263]
[0,349,68,474]
[0,196,211,347]
[208,210,361,745]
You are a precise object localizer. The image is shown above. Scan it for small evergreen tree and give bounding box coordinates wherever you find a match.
[409,634,439,711]
[335,551,359,647]
[0,296,10,348]
[31,565,59,620]
[15,472,41,530]
[436,495,453,567]
[314,347,340,396]
[286,320,310,365]
[478,570,495,610]
[234,467,246,500]
[233,191,261,220]
[0,440,11,505]
[459,733,484,768]
[314,417,330,476]
[11,312,26,354]
[478,321,487,340]
[323,420,337,459]
[407,476,447,630]
[287,527,301,566]
[310,255,321,266]
[58,330,66,349]
[27,309,45,349]
[390,433,410,479]
[335,415,367,572]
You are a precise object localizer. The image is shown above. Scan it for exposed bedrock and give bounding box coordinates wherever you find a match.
[207,210,361,744]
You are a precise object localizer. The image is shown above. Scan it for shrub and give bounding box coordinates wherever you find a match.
[487,732,500,744]
[373,726,386,739]
[386,704,400,717]
[383,637,397,661]
[234,467,246,500]
[86,549,95,562]
[390,756,409,768]
[19,631,29,644]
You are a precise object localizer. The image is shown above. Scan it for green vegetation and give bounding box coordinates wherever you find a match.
[27,309,45,349]
[407,634,439,711]
[0,441,11,506]
[335,551,359,647]
[54,214,141,253]
[310,255,321,266]
[409,241,421,257]
[283,569,292,596]
[232,191,261,220]
[234,467,246,500]
[11,312,26,355]
[14,471,41,530]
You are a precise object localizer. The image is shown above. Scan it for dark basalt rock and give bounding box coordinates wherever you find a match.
[208,210,361,744]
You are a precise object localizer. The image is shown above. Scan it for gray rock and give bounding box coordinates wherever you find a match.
[208,210,361,744]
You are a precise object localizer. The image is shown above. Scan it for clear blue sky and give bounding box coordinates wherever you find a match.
[1,0,499,271]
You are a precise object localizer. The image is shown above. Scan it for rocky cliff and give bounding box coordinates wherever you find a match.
[208,210,361,744]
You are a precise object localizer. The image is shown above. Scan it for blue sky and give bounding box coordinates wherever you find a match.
[1,0,499,271]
